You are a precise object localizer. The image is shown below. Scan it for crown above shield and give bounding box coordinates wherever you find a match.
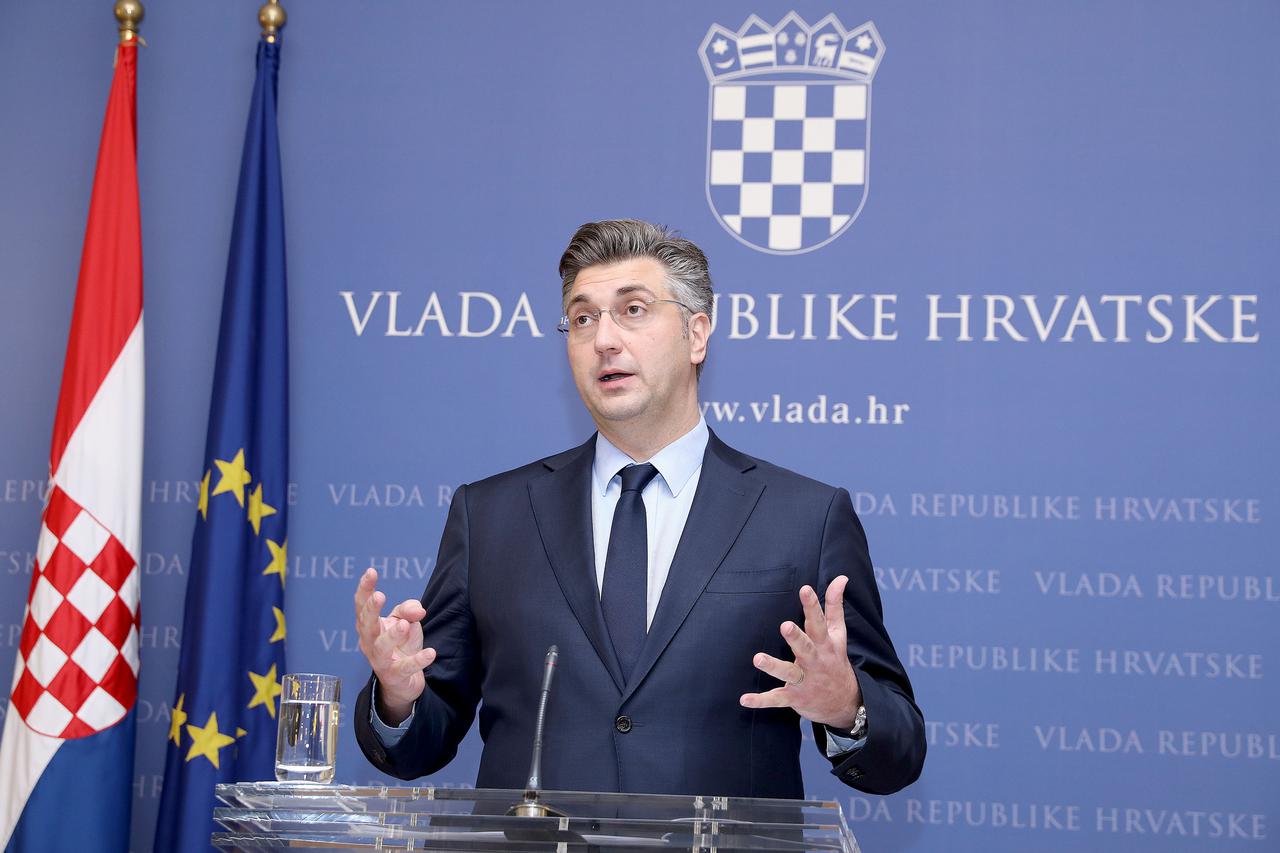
[699,12,885,83]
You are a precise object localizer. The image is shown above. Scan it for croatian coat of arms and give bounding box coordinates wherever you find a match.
[699,12,885,254]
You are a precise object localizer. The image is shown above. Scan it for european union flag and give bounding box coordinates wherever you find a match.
[155,38,289,852]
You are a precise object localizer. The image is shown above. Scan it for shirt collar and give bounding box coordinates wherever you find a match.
[593,417,709,498]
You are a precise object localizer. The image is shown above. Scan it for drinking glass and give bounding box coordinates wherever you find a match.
[275,673,340,783]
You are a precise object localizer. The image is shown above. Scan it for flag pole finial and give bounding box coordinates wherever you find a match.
[114,0,144,44]
[259,0,287,43]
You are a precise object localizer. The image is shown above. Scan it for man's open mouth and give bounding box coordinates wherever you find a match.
[599,372,632,383]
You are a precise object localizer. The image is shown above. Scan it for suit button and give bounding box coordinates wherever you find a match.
[615,715,633,734]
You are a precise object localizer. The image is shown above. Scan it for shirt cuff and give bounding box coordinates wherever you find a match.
[369,680,414,747]
[824,727,867,758]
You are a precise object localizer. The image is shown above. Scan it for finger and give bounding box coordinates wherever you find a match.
[355,587,386,639]
[353,568,379,619]
[385,646,435,687]
[780,620,818,663]
[361,589,388,636]
[368,645,399,676]
[753,652,803,685]
[799,585,828,644]
[739,687,792,709]
[377,615,419,652]
[370,613,416,659]
[388,598,427,623]
[395,647,433,676]
[396,616,424,647]
[386,616,413,641]
[824,576,849,643]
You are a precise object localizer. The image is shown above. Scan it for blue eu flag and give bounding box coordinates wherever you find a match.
[155,38,289,851]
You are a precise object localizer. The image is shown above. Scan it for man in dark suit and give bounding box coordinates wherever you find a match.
[353,220,924,797]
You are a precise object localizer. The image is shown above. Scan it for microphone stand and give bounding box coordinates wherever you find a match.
[508,645,567,819]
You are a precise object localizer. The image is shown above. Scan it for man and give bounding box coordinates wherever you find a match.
[353,220,924,797]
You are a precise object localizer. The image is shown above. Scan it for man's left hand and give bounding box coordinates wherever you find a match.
[739,575,862,729]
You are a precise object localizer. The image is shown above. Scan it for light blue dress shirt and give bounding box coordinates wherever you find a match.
[590,418,707,629]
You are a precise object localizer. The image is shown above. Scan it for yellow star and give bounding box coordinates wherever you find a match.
[198,471,210,520]
[236,727,247,738]
[248,663,284,719]
[211,449,252,507]
[168,694,188,746]
[263,539,287,589]
[185,711,235,769]
[246,483,277,535]
[269,606,286,643]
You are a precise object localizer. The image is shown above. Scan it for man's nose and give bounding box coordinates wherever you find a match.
[593,311,624,352]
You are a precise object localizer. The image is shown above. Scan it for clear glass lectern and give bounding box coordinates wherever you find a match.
[213,783,862,852]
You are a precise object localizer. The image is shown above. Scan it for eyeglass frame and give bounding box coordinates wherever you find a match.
[557,296,696,336]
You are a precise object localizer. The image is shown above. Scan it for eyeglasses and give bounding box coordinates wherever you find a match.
[557,296,693,337]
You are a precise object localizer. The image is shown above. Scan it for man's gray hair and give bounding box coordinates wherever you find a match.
[558,219,714,376]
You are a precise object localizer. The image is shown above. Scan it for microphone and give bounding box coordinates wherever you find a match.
[508,645,565,818]
[525,644,558,794]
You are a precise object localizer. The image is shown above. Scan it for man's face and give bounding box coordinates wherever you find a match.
[565,257,708,433]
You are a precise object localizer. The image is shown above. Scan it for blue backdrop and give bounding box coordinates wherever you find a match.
[1,2,1276,851]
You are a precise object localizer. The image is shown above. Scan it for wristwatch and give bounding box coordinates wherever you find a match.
[829,704,867,740]
[849,704,867,739]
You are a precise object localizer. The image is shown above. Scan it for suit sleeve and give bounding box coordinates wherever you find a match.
[354,484,483,780]
[810,487,926,794]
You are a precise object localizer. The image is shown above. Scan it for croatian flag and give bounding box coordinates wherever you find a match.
[0,42,144,853]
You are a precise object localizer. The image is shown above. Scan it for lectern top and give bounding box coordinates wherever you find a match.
[212,782,860,852]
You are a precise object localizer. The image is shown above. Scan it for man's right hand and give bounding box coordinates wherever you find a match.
[354,567,436,726]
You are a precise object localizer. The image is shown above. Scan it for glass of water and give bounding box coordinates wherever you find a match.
[275,673,340,783]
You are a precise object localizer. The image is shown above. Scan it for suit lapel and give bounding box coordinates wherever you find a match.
[622,431,764,701]
[527,436,626,693]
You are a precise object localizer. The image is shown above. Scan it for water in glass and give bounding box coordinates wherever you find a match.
[275,674,340,783]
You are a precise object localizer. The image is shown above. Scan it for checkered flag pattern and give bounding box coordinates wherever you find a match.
[708,82,868,252]
[10,485,140,738]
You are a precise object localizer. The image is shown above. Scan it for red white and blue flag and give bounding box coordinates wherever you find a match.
[0,43,144,853]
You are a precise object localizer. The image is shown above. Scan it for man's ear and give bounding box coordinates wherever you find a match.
[688,312,711,366]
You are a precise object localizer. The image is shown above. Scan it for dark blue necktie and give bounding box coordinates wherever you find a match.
[601,463,659,682]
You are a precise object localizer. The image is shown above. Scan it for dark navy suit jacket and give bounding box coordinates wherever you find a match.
[354,430,925,797]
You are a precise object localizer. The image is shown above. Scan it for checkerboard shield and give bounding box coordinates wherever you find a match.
[705,79,870,254]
